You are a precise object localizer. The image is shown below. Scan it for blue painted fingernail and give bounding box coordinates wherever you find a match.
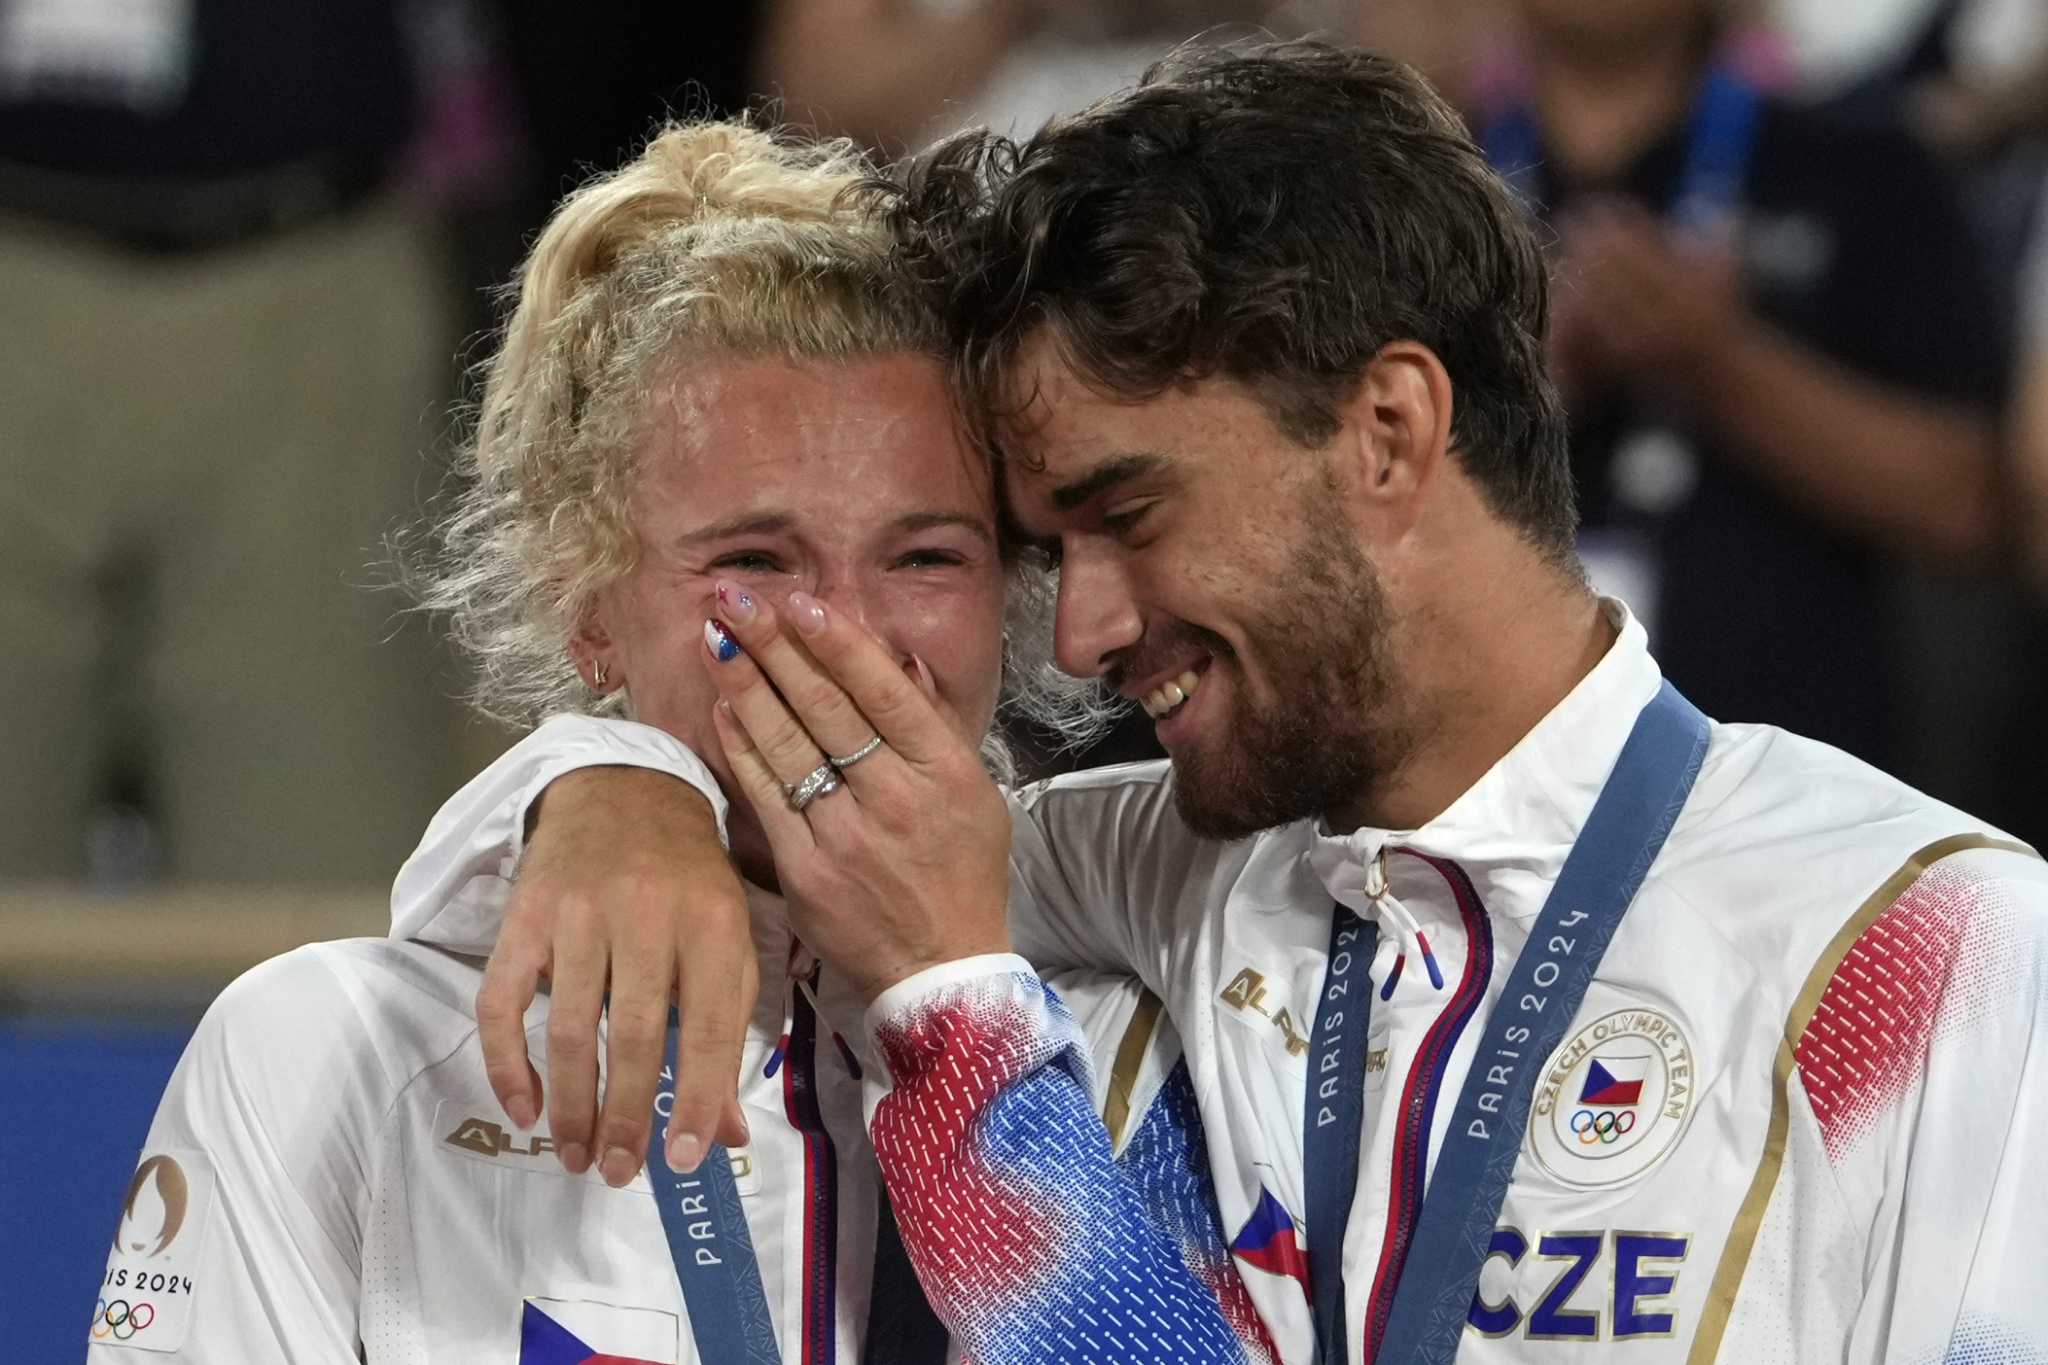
[704,618,742,662]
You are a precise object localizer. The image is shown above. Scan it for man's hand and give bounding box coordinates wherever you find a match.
[701,582,1013,1003]
[473,766,756,1185]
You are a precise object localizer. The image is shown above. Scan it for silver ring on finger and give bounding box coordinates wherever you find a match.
[787,763,843,813]
[828,735,884,769]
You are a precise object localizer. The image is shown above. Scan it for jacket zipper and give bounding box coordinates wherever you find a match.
[785,970,839,1365]
[1359,853,1494,1362]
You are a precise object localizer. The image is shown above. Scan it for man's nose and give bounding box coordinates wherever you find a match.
[1052,542,1143,680]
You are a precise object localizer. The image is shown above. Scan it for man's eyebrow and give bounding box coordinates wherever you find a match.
[1050,453,1168,512]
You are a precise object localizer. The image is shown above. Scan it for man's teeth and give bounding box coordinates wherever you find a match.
[1142,669,1204,719]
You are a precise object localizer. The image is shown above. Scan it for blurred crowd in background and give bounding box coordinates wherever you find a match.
[5,0,2048,897]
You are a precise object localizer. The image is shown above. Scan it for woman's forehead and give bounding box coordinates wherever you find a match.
[639,352,996,529]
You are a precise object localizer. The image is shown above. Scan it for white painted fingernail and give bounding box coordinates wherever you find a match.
[667,1130,704,1173]
[599,1145,639,1188]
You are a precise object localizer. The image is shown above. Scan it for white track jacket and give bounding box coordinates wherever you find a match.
[373,603,2048,1363]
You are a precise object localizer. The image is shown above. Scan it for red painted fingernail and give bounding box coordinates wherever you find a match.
[788,591,827,637]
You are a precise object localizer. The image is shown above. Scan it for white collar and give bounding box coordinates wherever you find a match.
[1308,598,1663,919]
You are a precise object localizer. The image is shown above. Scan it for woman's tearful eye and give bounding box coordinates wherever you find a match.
[711,550,789,575]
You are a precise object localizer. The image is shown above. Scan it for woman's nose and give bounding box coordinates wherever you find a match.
[808,577,872,630]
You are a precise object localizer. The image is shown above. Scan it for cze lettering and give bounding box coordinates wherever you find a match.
[1465,1229,1690,1341]
[1527,1233,1602,1338]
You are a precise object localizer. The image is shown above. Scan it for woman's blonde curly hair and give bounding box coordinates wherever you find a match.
[410,120,1112,779]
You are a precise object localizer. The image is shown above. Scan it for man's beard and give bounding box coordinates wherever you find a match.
[1169,500,1406,840]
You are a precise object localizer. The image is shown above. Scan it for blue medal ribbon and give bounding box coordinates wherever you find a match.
[1302,681,1710,1363]
[1305,911,1379,1357]
[648,1017,781,1365]
[647,1008,948,1365]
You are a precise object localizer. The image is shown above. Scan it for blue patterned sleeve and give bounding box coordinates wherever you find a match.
[864,960,1272,1363]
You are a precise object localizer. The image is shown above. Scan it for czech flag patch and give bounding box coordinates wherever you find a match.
[518,1299,676,1365]
[1578,1055,1649,1108]
[1230,1187,1311,1296]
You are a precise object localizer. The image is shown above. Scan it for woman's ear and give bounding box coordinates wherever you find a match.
[570,608,620,694]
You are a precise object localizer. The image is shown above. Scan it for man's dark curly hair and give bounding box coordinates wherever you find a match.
[881,39,1577,556]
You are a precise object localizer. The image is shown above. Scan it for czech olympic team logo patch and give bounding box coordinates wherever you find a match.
[1529,1007,1698,1187]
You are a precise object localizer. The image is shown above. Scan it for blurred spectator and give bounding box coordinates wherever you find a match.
[905,0,1296,145]
[0,0,466,885]
[446,0,1140,337]
[2019,178,2048,594]
[479,1,1089,198]
[1817,0,2048,331]
[1774,0,2048,156]
[1475,0,2006,779]
[1797,0,2048,842]
[1770,0,1951,98]
[1345,0,1507,113]
[759,0,1077,152]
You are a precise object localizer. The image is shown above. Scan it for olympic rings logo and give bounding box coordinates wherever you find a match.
[1570,1108,1637,1144]
[92,1298,156,1341]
